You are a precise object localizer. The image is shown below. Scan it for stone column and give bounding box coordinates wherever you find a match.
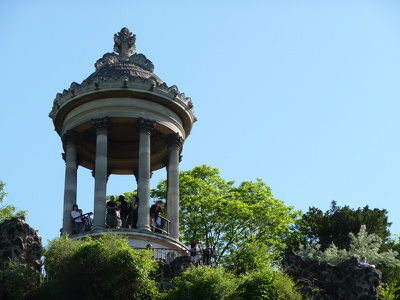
[136,118,155,231]
[166,133,184,239]
[61,130,80,235]
[91,117,111,230]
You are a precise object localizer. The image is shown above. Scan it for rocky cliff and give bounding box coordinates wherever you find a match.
[283,251,381,299]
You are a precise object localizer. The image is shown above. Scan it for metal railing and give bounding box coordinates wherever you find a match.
[135,247,230,266]
[151,216,170,236]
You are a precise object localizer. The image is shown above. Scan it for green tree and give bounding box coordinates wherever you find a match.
[43,234,161,300]
[229,242,302,300]
[379,236,400,298]
[0,180,26,222]
[298,225,400,267]
[299,200,391,250]
[151,165,301,259]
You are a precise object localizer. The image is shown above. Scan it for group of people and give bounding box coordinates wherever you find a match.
[189,239,214,266]
[70,204,93,234]
[106,195,139,229]
[70,196,165,234]
[106,196,165,233]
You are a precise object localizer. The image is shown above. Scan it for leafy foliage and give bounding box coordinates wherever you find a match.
[229,242,302,300]
[164,266,239,300]
[151,165,301,259]
[0,180,26,222]
[43,234,160,300]
[0,262,41,300]
[380,281,400,300]
[298,225,400,267]
[299,200,391,251]
[228,241,274,274]
[237,270,302,300]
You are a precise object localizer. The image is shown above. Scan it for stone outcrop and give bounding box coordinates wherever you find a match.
[0,217,43,300]
[156,255,196,290]
[0,216,42,271]
[283,251,381,300]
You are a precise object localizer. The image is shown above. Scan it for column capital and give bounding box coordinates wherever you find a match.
[92,117,112,134]
[91,168,112,180]
[61,130,80,147]
[166,133,184,149]
[62,152,83,165]
[137,118,155,134]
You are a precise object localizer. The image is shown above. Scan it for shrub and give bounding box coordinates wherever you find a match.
[43,234,160,300]
[237,270,302,300]
[0,262,41,300]
[164,266,239,300]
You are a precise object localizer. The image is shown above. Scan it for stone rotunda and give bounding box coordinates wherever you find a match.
[49,27,196,254]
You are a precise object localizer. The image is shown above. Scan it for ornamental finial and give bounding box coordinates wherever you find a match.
[114,27,136,60]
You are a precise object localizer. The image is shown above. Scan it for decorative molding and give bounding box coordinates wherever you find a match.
[49,73,195,122]
[93,52,155,74]
[166,133,184,149]
[113,27,136,60]
[137,118,155,134]
[48,27,196,125]
[92,117,112,133]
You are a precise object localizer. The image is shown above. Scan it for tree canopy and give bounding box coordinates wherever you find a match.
[299,200,391,250]
[151,164,301,259]
[298,225,400,267]
[0,180,26,223]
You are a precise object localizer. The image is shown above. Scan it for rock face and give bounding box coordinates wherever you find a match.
[0,217,42,272]
[283,251,381,300]
[157,256,196,290]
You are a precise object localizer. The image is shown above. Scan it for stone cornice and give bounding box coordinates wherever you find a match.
[48,73,195,122]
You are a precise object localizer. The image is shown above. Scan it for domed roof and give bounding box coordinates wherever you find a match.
[85,27,163,84]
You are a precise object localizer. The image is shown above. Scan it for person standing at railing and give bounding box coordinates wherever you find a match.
[106,196,118,228]
[150,200,163,232]
[127,196,139,228]
[189,239,202,265]
[203,243,213,265]
[71,204,84,234]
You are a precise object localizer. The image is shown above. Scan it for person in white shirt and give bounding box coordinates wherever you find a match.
[360,256,375,268]
[71,204,84,234]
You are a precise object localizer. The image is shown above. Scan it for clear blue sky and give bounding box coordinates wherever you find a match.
[1,1,400,246]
